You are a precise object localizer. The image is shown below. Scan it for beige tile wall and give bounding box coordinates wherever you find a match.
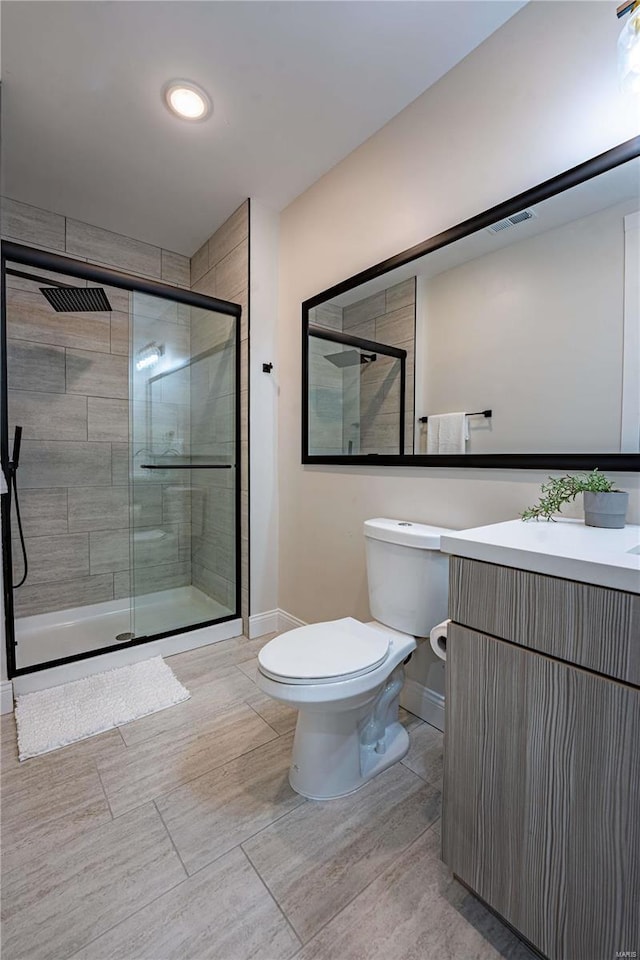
[1,198,190,285]
[6,276,138,618]
[190,202,249,630]
[2,197,191,621]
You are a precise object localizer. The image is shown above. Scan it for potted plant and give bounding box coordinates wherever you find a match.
[522,469,628,528]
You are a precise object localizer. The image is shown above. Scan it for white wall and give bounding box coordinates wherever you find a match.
[249,201,280,620]
[622,210,640,453]
[420,201,634,453]
[277,0,640,624]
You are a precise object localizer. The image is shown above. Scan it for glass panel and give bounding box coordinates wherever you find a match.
[4,262,134,669]
[130,292,237,639]
[308,332,405,456]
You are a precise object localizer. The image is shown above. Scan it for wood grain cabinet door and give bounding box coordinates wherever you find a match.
[442,623,640,960]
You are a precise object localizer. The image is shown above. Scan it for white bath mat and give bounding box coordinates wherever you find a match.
[14,657,190,761]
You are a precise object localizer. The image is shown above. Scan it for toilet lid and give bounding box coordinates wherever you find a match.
[258,617,391,685]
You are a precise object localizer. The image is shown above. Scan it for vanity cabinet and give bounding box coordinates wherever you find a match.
[442,557,640,960]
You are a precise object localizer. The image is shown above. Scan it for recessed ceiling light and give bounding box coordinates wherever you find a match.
[163,80,212,122]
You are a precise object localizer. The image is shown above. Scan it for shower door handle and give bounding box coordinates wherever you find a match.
[139,463,234,470]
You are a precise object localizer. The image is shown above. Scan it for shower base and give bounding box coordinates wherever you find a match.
[13,586,240,694]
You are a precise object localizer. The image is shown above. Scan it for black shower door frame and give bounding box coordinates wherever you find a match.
[1,241,242,678]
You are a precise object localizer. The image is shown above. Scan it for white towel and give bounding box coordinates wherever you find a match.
[426,413,469,454]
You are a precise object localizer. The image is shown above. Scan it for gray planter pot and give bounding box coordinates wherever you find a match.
[583,491,628,529]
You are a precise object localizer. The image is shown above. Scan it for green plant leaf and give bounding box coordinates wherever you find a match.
[521,469,616,521]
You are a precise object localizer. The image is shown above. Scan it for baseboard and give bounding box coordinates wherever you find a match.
[248,610,280,639]
[277,609,307,633]
[400,677,444,732]
[1,680,14,715]
[249,608,307,638]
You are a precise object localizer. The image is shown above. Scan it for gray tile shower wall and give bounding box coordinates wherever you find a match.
[1,199,66,251]
[343,278,416,455]
[307,304,348,456]
[190,201,248,629]
[1,197,190,286]
[2,196,191,621]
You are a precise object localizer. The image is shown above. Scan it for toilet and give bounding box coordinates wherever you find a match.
[256,518,452,800]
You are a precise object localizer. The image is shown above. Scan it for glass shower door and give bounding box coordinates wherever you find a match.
[129,291,238,639]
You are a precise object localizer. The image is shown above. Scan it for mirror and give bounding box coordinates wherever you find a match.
[302,139,640,469]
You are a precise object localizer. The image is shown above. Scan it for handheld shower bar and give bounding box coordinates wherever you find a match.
[5,426,28,588]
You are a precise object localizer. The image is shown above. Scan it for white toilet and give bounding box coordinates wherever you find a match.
[256,518,452,800]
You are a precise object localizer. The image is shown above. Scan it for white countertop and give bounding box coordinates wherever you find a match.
[440,518,640,593]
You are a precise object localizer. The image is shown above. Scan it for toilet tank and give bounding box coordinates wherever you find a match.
[364,518,453,637]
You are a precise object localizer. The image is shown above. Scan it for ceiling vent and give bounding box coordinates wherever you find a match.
[486,209,537,234]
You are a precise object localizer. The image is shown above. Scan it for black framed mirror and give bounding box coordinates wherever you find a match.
[302,136,640,470]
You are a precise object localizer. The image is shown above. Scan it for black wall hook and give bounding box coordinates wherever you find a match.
[262,362,273,373]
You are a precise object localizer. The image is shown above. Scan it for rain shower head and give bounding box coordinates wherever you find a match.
[39,286,112,312]
[324,350,377,368]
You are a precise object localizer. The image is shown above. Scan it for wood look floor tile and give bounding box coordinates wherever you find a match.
[118,664,257,746]
[294,823,537,960]
[156,732,304,874]
[1,720,126,782]
[401,720,443,788]
[1,752,113,875]
[236,655,259,681]
[0,642,535,960]
[398,706,426,732]
[1,712,18,748]
[243,762,441,943]
[1,803,186,960]
[71,846,299,960]
[246,689,298,734]
[165,635,268,686]
[99,701,278,817]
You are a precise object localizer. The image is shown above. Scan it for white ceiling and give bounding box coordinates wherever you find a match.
[1,1,525,255]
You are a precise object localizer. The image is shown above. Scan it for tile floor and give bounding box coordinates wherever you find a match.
[1,634,537,960]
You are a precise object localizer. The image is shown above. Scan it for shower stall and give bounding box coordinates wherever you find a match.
[1,242,242,679]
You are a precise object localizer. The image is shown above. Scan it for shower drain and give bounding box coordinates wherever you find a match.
[115,632,135,642]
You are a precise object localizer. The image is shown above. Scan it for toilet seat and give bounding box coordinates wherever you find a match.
[258,617,391,684]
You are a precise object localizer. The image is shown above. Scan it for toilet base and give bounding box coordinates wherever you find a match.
[288,716,410,801]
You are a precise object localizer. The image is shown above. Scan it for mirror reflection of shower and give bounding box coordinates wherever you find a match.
[308,322,409,458]
[324,349,377,368]
[307,277,416,457]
